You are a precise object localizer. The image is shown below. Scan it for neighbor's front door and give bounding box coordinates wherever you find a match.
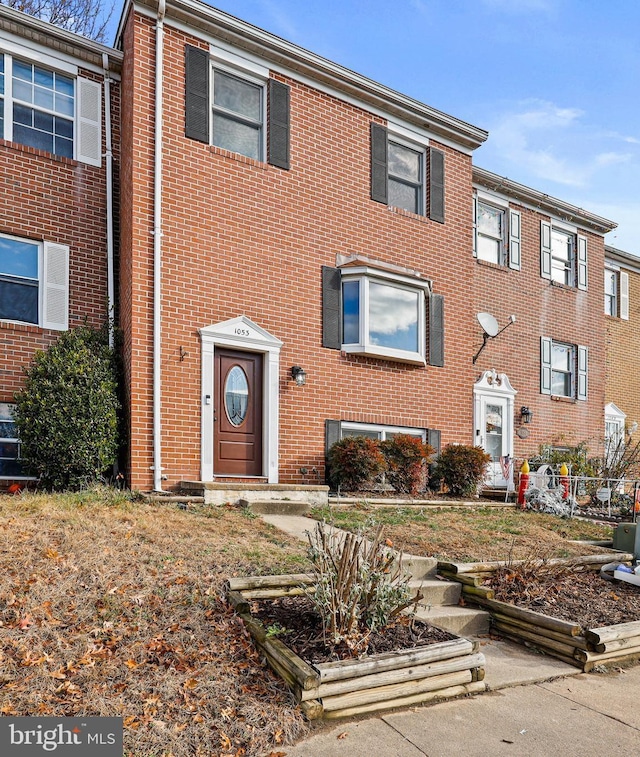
[214,349,263,476]
[478,395,510,487]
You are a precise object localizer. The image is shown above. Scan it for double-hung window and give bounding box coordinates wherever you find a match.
[185,45,290,169]
[604,266,629,318]
[388,139,424,215]
[370,123,445,222]
[540,337,587,401]
[541,221,587,289]
[472,195,521,269]
[0,233,69,330]
[211,68,263,161]
[0,50,101,165]
[341,268,427,364]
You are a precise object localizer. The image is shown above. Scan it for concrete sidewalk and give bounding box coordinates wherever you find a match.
[259,514,640,756]
[282,664,640,756]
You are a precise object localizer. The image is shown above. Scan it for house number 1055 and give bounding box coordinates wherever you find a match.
[234,328,250,336]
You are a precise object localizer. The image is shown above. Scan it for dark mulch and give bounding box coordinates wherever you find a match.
[486,567,640,630]
[251,596,455,665]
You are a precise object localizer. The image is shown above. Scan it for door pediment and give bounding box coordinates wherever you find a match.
[200,316,283,350]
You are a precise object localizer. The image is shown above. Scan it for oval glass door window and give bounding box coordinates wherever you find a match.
[224,365,249,426]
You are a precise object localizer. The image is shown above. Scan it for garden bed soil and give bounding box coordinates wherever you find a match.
[251,595,455,664]
[486,567,640,630]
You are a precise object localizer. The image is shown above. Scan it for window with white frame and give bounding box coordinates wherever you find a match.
[540,337,588,401]
[605,267,617,316]
[388,138,424,215]
[550,228,574,285]
[340,422,426,442]
[0,233,69,330]
[604,403,626,465]
[541,221,587,289]
[211,67,264,161]
[341,268,428,364]
[473,195,521,269]
[0,403,28,478]
[604,266,629,319]
[0,51,101,165]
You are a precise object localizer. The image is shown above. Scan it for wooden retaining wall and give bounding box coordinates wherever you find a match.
[226,574,486,719]
[440,552,639,672]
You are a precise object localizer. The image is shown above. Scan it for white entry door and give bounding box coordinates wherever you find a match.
[474,371,516,489]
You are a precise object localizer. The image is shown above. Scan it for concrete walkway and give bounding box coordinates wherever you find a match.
[283,665,640,756]
[260,514,640,756]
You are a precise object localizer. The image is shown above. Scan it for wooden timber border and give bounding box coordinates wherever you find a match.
[439,552,639,672]
[226,574,486,719]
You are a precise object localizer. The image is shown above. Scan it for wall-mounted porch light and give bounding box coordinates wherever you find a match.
[290,366,307,386]
[520,406,533,424]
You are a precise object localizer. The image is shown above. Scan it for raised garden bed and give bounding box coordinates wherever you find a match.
[440,552,639,672]
[226,573,486,719]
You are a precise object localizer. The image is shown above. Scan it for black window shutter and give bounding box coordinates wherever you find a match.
[185,45,209,143]
[370,123,388,204]
[429,147,445,223]
[325,420,341,453]
[322,266,342,349]
[268,79,290,169]
[428,293,445,366]
[427,429,441,454]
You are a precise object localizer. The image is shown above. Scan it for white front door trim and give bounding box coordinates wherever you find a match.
[474,370,517,488]
[200,316,283,483]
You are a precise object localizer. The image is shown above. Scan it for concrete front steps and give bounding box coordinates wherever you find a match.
[410,576,491,636]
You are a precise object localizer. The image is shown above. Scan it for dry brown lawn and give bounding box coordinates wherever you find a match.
[0,489,310,757]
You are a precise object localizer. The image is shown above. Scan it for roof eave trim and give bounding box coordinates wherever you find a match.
[473,166,617,234]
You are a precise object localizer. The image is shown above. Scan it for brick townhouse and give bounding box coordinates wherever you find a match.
[604,245,640,454]
[115,0,617,497]
[471,168,616,487]
[0,6,122,481]
[0,2,622,495]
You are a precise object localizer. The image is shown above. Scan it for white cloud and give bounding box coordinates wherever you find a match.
[485,99,636,188]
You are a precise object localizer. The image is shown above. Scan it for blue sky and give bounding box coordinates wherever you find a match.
[109,0,639,252]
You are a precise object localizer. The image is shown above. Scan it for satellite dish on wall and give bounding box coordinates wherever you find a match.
[473,312,517,364]
[477,312,499,338]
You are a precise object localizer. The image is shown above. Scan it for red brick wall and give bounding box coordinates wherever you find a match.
[0,65,120,425]
[606,266,640,444]
[121,14,607,490]
[121,16,480,490]
[472,204,606,462]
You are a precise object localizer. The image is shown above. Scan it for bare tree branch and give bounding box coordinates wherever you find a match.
[1,0,115,43]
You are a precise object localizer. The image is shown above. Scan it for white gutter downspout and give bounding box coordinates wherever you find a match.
[152,0,166,492]
[101,53,115,349]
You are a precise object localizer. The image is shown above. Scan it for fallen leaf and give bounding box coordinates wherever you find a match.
[337,731,348,739]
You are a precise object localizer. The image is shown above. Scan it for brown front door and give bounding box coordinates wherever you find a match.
[214,348,263,476]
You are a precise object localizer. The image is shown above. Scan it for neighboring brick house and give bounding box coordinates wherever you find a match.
[115,0,617,495]
[0,6,122,483]
[471,168,616,486]
[604,245,640,454]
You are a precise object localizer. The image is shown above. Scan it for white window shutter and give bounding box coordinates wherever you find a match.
[577,235,588,290]
[620,271,629,320]
[77,77,102,167]
[540,221,552,279]
[42,242,69,331]
[577,345,588,401]
[509,209,521,270]
[472,196,478,258]
[540,336,552,394]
